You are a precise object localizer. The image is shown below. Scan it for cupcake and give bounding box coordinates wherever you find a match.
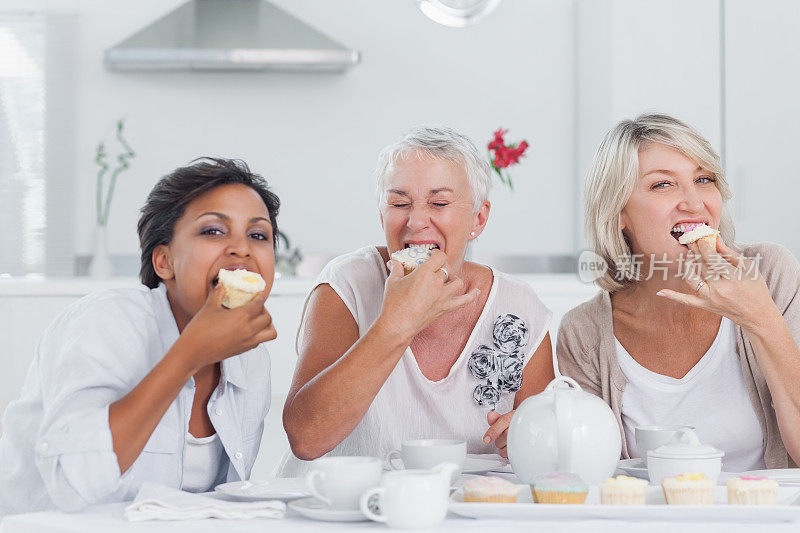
[600,475,648,505]
[462,476,520,503]
[390,245,435,275]
[677,223,719,248]
[727,475,779,505]
[530,472,588,504]
[217,268,266,308]
[661,473,714,505]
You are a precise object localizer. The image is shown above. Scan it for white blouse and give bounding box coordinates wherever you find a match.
[0,284,272,516]
[277,246,552,477]
[617,317,765,472]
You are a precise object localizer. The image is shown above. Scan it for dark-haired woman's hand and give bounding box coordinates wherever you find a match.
[376,250,480,342]
[175,285,277,372]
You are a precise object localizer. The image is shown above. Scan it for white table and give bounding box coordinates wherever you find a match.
[0,502,796,533]
[2,499,799,533]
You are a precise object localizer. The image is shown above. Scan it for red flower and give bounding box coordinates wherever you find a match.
[487,128,530,190]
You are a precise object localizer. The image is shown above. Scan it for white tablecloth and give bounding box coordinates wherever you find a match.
[2,502,798,533]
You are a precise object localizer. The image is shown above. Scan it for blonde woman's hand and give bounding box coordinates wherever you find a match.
[176,284,277,371]
[377,250,480,341]
[657,237,780,331]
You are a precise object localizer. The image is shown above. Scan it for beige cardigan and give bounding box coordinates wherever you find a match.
[557,242,800,468]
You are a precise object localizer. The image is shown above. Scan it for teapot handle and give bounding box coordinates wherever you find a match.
[552,377,578,473]
[545,375,582,393]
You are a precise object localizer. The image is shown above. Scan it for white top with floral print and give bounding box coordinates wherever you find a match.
[276,247,551,477]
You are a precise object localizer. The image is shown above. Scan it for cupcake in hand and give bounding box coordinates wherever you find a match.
[217,268,266,308]
[676,223,719,248]
[390,244,436,275]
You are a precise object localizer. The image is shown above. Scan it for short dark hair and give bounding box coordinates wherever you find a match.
[137,157,280,289]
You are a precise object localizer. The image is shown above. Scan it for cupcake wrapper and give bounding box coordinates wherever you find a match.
[727,488,778,505]
[221,287,258,309]
[599,491,646,505]
[531,488,588,504]
[463,493,518,503]
[662,486,714,505]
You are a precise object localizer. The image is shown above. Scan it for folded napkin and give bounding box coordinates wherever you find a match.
[123,482,286,521]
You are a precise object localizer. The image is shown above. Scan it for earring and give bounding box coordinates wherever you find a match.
[470,232,476,237]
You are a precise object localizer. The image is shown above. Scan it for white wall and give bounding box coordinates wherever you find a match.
[38,0,578,264]
[575,0,722,244]
[725,0,800,254]
[7,0,799,271]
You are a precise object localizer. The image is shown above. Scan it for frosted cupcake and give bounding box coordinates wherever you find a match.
[661,473,714,505]
[217,268,266,308]
[530,472,588,504]
[391,245,435,275]
[677,223,719,248]
[600,475,648,505]
[727,475,778,505]
[462,476,520,503]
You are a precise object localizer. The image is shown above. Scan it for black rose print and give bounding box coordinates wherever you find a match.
[497,353,524,392]
[470,314,529,408]
[468,345,499,380]
[473,384,501,407]
[492,314,529,354]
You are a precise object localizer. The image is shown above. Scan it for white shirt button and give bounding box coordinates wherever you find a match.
[37,442,48,453]
[214,408,222,416]
[234,452,243,460]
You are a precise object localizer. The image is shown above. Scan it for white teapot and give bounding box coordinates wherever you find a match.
[507,376,621,485]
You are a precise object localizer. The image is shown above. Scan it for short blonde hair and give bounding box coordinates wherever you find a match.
[584,113,736,292]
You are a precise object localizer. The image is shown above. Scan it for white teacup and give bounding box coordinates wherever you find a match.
[305,456,382,510]
[385,439,466,475]
[635,425,695,465]
[360,464,458,529]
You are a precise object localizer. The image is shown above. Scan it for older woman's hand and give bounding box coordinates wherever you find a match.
[656,237,781,332]
[483,410,514,458]
[377,250,480,341]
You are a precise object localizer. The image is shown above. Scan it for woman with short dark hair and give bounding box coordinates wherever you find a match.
[0,158,280,516]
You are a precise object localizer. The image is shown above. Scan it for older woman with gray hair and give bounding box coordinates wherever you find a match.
[278,126,554,475]
[558,113,800,471]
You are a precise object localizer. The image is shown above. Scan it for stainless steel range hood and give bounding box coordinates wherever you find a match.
[104,0,360,72]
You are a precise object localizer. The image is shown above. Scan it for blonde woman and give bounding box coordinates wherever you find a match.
[558,113,800,470]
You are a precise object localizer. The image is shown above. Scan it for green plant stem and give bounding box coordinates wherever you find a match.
[100,120,136,227]
[95,142,109,227]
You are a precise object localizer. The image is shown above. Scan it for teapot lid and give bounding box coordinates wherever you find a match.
[647,428,724,460]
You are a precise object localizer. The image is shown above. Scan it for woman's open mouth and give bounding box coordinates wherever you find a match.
[403,243,440,250]
[670,222,707,244]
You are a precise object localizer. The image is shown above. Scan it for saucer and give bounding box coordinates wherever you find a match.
[617,458,649,480]
[462,455,508,475]
[215,478,310,501]
[288,497,368,522]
